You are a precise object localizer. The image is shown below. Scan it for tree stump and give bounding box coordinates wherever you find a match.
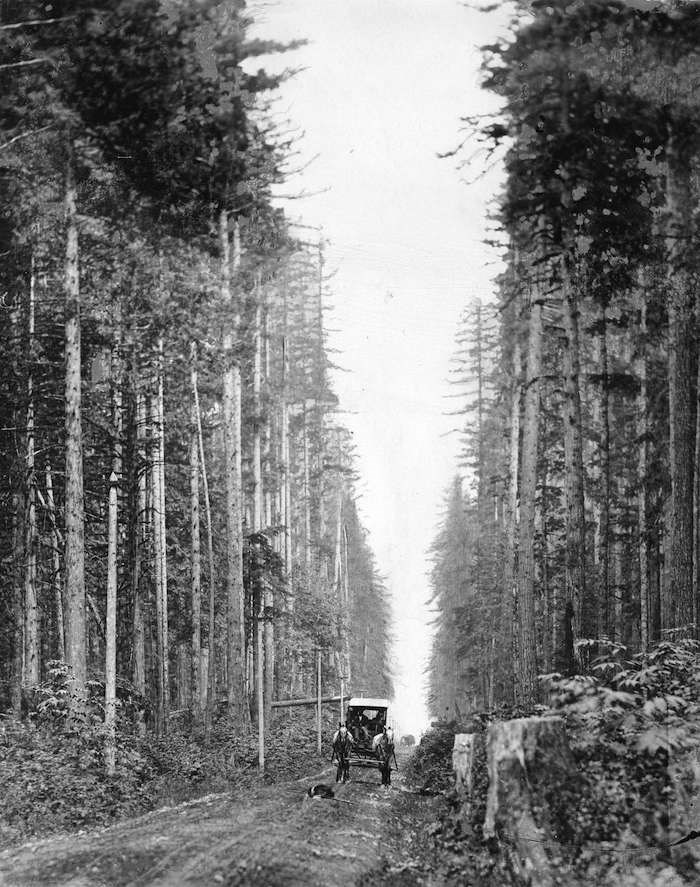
[669,743,700,870]
[453,733,476,827]
[484,717,580,886]
[453,733,475,793]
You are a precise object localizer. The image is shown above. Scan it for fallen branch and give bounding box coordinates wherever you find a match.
[0,16,75,30]
[0,58,49,71]
[0,124,53,151]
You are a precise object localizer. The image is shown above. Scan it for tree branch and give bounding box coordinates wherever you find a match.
[0,58,49,71]
[0,16,75,31]
[0,124,53,151]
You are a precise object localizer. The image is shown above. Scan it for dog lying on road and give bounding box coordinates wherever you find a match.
[306,784,335,800]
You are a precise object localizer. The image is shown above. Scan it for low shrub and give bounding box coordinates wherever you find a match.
[403,720,463,794]
[543,639,700,857]
[0,670,338,848]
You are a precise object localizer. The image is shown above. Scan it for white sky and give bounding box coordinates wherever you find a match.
[253,0,508,736]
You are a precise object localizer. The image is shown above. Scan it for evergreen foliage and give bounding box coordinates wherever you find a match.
[429,0,700,714]
[0,0,393,807]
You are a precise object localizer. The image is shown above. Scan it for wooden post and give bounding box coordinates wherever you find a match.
[317,649,322,755]
[340,676,344,725]
[105,471,118,776]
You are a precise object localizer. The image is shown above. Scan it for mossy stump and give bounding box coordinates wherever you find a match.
[483,716,581,886]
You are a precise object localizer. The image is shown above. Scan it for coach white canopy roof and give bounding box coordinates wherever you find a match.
[346,697,390,709]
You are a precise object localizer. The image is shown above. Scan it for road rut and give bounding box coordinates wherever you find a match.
[0,756,442,886]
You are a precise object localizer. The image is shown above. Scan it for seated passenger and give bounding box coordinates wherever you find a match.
[367,716,380,737]
[359,713,371,742]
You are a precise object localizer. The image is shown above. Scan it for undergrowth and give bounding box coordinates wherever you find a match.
[0,663,335,849]
[405,639,700,885]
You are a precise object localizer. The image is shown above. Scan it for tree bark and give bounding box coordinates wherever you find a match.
[636,283,650,651]
[151,390,165,735]
[665,127,697,632]
[192,358,216,728]
[156,339,169,724]
[45,462,65,660]
[280,300,294,691]
[261,299,274,729]
[190,343,202,714]
[560,264,586,669]
[516,285,542,704]
[252,288,265,766]
[484,717,580,886]
[221,210,246,720]
[64,144,86,705]
[342,522,351,685]
[132,391,146,717]
[502,327,521,705]
[105,472,118,776]
[11,492,23,715]
[24,251,39,687]
[593,307,610,641]
[302,399,312,583]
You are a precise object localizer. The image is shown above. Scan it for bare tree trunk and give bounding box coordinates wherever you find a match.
[342,523,351,685]
[190,343,202,714]
[280,314,294,690]
[11,492,24,715]
[44,462,65,660]
[541,459,552,675]
[192,354,216,726]
[613,528,624,646]
[151,390,165,735]
[252,290,265,767]
[132,391,146,717]
[64,144,86,706]
[516,284,542,705]
[24,252,39,687]
[262,300,274,728]
[176,642,189,710]
[105,471,118,775]
[333,485,344,681]
[302,400,312,581]
[502,332,521,705]
[156,340,169,724]
[594,307,610,641]
[221,211,246,720]
[666,129,697,632]
[560,265,586,670]
[636,284,650,652]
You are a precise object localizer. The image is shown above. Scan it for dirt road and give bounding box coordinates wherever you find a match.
[0,756,443,886]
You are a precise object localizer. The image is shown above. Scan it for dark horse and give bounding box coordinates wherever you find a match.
[374,728,394,786]
[333,727,353,783]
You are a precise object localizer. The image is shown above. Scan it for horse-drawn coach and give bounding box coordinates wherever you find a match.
[333,696,396,785]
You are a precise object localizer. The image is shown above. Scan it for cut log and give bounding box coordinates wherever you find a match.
[484,717,580,886]
[271,694,342,709]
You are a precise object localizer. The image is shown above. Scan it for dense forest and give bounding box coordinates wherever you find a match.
[428,0,700,716]
[0,0,393,783]
[2,2,700,885]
